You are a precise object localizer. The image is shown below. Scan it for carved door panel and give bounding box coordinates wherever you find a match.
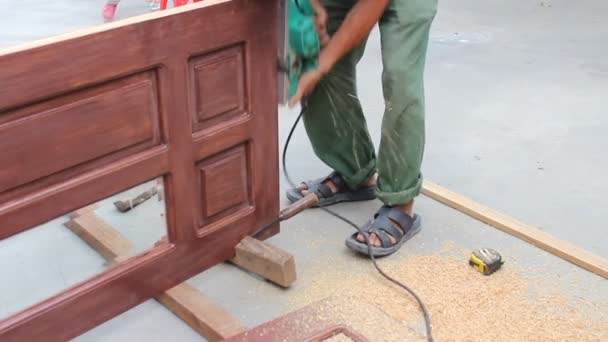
[0,0,280,340]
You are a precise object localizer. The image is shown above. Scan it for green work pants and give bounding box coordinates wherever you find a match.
[302,0,437,206]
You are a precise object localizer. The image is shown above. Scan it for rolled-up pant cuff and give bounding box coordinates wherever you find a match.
[376,177,422,206]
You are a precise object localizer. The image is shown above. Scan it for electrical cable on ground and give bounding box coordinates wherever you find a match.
[254,106,434,342]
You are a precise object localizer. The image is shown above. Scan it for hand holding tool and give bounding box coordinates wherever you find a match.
[278,193,319,221]
[285,0,321,97]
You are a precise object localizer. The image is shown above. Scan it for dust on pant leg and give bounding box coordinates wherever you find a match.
[300,0,377,189]
[375,0,438,206]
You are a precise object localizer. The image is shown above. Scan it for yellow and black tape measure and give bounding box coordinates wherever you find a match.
[469,248,504,275]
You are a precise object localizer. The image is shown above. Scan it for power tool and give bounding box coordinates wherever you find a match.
[469,248,504,275]
[285,0,321,97]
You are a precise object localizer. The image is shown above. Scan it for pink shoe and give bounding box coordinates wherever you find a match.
[102,4,117,22]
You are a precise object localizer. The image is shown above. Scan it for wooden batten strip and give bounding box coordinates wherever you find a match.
[421,180,608,279]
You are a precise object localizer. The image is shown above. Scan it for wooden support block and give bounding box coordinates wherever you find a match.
[230,236,296,287]
[421,180,608,279]
[64,213,246,340]
[65,214,131,261]
[67,203,99,219]
[158,283,247,341]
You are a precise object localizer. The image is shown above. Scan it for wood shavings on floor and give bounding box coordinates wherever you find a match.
[288,244,607,341]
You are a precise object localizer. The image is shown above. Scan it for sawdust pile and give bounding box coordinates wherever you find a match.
[288,246,607,341]
[309,296,420,341]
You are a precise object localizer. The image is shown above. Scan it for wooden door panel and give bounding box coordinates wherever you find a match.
[190,44,247,128]
[0,0,280,340]
[0,147,170,240]
[196,144,251,224]
[0,71,161,196]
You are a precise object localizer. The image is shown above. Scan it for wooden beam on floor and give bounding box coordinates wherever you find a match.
[64,212,247,341]
[67,203,99,219]
[229,236,296,288]
[421,180,608,279]
[158,284,246,342]
[65,214,131,261]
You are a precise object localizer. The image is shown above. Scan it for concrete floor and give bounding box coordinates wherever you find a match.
[1,0,606,341]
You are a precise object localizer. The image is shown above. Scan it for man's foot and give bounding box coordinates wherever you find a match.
[285,172,376,207]
[298,174,376,196]
[355,202,413,246]
[102,4,117,22]
[345,202,421,257]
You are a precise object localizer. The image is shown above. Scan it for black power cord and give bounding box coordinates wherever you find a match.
[277,107,435,342]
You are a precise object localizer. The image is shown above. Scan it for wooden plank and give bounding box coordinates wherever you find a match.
[230,236,296,288]
[68,203,99,219]
[421,180,608,279]
[65,214,131,261]
[64,213,246,341]
[158,284,247,341]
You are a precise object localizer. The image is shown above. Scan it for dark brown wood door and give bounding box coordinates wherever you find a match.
[0,1,280,340]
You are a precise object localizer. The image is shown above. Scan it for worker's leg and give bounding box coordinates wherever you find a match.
[300,0,376,190]
[347,0,437,255]
[375,0,437,206]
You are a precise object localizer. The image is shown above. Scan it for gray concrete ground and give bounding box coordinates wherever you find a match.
[1,0,607,341]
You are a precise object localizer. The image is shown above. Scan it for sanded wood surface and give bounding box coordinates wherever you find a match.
[64,213,246,341]
[0,0,281,340]
[230,236,296,287]
[422,180,608,279]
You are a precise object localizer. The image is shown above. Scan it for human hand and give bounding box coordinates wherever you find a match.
[288,69,324,107]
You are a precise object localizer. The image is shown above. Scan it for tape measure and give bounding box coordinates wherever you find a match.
[469,248,504,275]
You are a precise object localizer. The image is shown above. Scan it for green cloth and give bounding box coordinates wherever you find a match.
[301,0,438,205]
